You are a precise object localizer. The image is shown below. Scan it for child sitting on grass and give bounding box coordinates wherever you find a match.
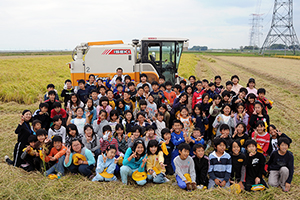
[67,107,90,137]
[244,139,268,191]
[32,103,50,130]
[251,120,270,156]
[48,115,66,145]
[92,145,120,182]
[267,125,292,155]
[20,135,38,172]
[171,120,186,170]
[100,125,119,156]
[82,124,101,159]
[193,144,209,189]
[65,124,82,147]
[44,136,67,178]
[61,79,74,109]
[174,143,197,191]
[159,128,174,175]
[208,138,231,189]
[268,137,294,192]
[144,125,159,147]
[146,140,168,184]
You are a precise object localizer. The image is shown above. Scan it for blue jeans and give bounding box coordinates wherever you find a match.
[176,175,187,189]
[46,155,65,176]
[208,178,230,189]
[120,165,147,185]
[171,149,179,171]
[147,173,166,184]
[92,173,117,182]
[67,163,94,177]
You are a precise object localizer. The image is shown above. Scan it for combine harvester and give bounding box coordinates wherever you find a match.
[69,37,189,86]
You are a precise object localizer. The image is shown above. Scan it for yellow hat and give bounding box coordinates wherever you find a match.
[147,167,161,175]
[117,156,124,166]
[230,183,241,194]
[48,174,58,180]
[132,171,147,181]
[99,167,114,178]
[183,173,192,183]
[72,153,87,165]
[251,184,265,191]
[161,142,169,155]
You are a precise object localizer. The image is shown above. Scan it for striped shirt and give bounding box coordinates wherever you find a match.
[208,151,232,182]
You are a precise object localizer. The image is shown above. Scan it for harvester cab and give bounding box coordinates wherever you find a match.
[69,37,189,87]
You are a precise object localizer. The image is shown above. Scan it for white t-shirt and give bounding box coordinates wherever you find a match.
[155,120,166,138]
[48,126,66,144]
[222,114,231,124]
[71,118,86,136]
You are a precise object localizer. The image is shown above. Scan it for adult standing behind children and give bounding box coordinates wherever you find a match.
[110,67,126,85]
[61,79,74,109]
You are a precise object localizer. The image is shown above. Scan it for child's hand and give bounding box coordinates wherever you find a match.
[217,116,221,122]
[255,177,260,185]
[214,179,221,186]
[147,118,151,123]
[285,182,291,192]
[193,118,196,123]
[160,162,166,169]
[66,146,71,155]
[239,181,244,190]
[148,169,154,175]
[114,156,121,164]
[35,152,39,157]
[49,156,57,162]
[220,180,226,187]
[86,112,90,117]
[69,110,72,116]
[145,108,149,114]
[230,111,235,118]
[20,115,25,125]
[142,156,147,163]
[276,129,282,136]
[165,139,170,144]
[202,111,206,118]
[45,138,50,143]
[131,151,137,158]
[243,109,247,116]
[152,116,156,121]
[183,132,187,138]
[253,110,257,115]
[26,146,31,152]
[233,129,238,137]
[102,153,107,163]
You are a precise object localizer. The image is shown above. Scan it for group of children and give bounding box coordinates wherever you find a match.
[5,67,294,193]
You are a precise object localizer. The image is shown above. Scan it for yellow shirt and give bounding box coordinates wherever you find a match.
[146,151,166,173]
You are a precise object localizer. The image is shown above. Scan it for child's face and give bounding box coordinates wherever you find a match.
[100,112,107,120]
[87,100,93,107]
[47,87,54,92]
[254,104,262,114]
[71,95,77,103]
[144,86,150,93]
[140,105,147,111]
[101,101,108,107]
[133,130,140,139]
[137,89,144,96]
[72,141,82,152]
[196,83,202,91]
[111,114,118,121]
[124,93,129,100]
[106,149,116,159]
[202,82,208,88]
[193,130,201,138]
[232,142,240,155]
[117,86,123,93]
[215,97,221,105]
[135,143,144,155]
[100,88,106,95]
[116,128,123,135]
[147,129,155,138]
[118,101,124,108]
[54,119,62,127]
[237,105,244,114]
[141,76,147,82]
[239,92,246,99]
[89,76,95,83]
[179,149,190,160]
[76,109,84,117]
[220,129,230,138]
[258,93,265,100]
[54,107,61,113]
[194,147,205,159]
[149,146,158,155]
[34,123,41,131]
[248,97,255,104]
[138,115,145,123]
[166,85,172,91]
[159,78,165,85]
[49,94,55,101]
[107,92,113,99]
[232,78,239,84]
[202,96,209,103]
[152,85,159,91]
[248,82,255,88]
[69,129,76,137]
[125,78,130,84]
[189,78,195,84]
[125,112,132,121]
[159,107,166,114]
[215,78,221,85]
[92,92,98,99]
[53,141,62,150]
[236,124,244,134]
[79,83,85,89]
[216,142,226,154]
[148,96,154,103]
[269,127,277,137]
[279,142,288,154]
[180,83,186,90]
[173,88,178,93]
[160,86,165,91]
[223,106,231,115]
[256,125,265,133]
[29,141,36,148]
[173,123,182,133]
[226,84,232,91]
[116,80,121,85]
[210,85,215,91]
[157,114,164,122]
[129,85,135,91]
[41,106,48,113]
[66,82,72,89]
[85,127,93,137]
[194,107,201,115]
[181,109,188,117]
[37,135,46,143]
[223,95,230,102]
[186,87,192,94]
[247,144,256,154]
[163,132,171,141]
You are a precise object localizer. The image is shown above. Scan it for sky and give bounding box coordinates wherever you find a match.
[0,0,299,50]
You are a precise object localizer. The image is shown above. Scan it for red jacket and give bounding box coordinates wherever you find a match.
[50,108,67,118]
[192,90,205,108]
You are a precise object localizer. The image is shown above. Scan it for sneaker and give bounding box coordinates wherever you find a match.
[57,172,62,179]
[164,177,170,182]
[186,182,192,191]
[191,182,197,190]
[205,143,211,151]
[5,155,13,165]
[197,185,204,189]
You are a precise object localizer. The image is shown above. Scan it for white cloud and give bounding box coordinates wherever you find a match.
[0,0,299,49]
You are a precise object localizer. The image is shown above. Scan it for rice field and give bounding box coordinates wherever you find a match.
[0,53,300,199]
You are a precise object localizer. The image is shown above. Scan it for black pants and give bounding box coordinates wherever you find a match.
[245,178,269,191]
[13,142,26,167]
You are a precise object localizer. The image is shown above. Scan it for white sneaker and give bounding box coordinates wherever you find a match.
[4,155,9,161]
[197,185,204,189]
[164,177,170,182]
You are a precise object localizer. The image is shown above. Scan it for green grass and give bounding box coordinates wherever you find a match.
[0,51,72,56]
[0,56,71,104]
